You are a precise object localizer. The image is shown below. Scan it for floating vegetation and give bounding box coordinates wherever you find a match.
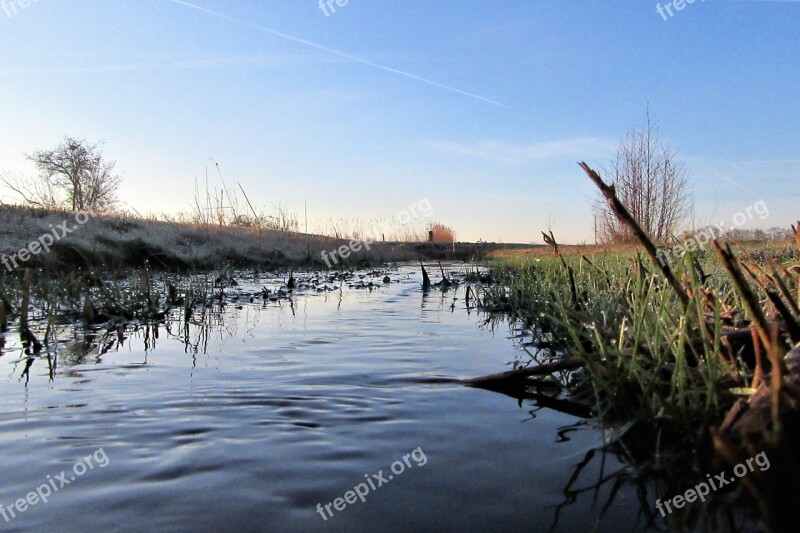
[0,266,403,364]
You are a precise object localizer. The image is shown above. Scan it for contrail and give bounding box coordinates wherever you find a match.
[165,0,509,108]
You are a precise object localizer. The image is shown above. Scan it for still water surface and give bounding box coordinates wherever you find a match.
[0,265,641,532]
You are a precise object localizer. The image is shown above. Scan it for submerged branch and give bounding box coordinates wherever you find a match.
[463,357,585,386]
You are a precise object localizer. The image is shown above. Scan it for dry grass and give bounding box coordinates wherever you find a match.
[489,242,637,259]
[428,222,457,243]
[0,205,421,271]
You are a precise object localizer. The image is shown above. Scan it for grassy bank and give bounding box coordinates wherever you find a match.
[475,239,800,530]
[0,204,415,270]
[0,205,523,272]
[0,206,468,272]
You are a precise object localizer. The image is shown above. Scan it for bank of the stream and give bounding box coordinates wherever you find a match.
[472,238,800,531]
[0,205,541,272]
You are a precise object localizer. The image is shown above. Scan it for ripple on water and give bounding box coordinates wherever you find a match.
[0,265,641,532]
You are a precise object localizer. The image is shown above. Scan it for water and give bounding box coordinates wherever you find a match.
[0,266,642,532]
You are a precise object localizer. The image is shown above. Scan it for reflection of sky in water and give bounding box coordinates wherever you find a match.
[0,266,639,532]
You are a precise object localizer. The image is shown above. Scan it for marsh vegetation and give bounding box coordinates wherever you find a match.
[463,164,800,532]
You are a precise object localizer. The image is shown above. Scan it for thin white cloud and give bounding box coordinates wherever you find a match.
[428,137,615,163]
[166,0,509,108]
[687,156,800,191]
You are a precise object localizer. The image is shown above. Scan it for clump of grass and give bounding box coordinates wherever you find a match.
[482,240,800,529]
[484,251,738,450]
[474,163,799,530]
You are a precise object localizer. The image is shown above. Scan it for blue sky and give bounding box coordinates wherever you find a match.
[0,0,798,243]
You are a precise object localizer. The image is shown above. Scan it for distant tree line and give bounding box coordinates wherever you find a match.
[687,226,792,242]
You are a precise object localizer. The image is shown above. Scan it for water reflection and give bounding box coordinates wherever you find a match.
[0,265,731,531]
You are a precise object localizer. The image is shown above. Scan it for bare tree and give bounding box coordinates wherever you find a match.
[0,169,60,208]
[2,136,122,211]
[593,113,693,244]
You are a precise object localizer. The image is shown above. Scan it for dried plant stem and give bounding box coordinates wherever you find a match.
[712,241,773,349]
[542,230,578,306]
[579,162,690,309]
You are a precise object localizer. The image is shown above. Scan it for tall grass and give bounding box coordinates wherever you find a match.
[482,246,796,462]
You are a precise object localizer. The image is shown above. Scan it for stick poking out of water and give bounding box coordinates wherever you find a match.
[420,261,431,290]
